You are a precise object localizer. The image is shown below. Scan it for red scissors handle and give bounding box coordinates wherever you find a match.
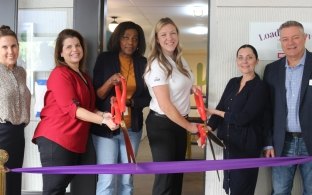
[193,88,208,144]
[196,124,207,145]
[110,97,121,124]
[194,88,207,122]
[111,77,127,121]
[120,77,127,112]
[114,77,127,113]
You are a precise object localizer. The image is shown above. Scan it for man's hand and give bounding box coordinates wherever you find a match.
[264,148,275,158]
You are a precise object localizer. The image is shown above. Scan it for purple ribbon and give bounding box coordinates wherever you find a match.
[11,156,312,175]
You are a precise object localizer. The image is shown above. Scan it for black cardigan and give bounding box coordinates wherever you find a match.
[208,74,268,158]
[91,51,151,138]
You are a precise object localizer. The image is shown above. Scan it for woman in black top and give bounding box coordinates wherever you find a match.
[206,44,268,195]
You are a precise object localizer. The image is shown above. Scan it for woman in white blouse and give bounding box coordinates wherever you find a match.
[144,17,199,195]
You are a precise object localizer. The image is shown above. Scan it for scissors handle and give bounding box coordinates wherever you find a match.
[194,88,207,122]
[196,124,207,145]
[114,77,127,113]
[110,96,121,124]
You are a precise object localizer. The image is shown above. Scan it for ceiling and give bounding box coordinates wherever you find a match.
[107,0,209,53]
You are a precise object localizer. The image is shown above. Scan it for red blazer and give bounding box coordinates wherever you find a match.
[33,66,96,153]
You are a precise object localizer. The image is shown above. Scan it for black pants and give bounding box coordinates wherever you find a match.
[0,122,25,195]
[146,111,187,195]
[36,137,81,195]
[223,167,259,195]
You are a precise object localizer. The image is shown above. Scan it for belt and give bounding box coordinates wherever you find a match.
[286,132,302,138]
[150,110,188,119]
[0,121,25,126]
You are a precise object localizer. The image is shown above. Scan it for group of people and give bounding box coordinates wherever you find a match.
[0,18,311,195]
[204,20,312,195]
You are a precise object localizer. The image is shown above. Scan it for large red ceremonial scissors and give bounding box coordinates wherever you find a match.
[110,77,136,163]
[194,88,225,180]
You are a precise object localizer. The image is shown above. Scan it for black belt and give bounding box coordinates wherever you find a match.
[0,121,25,126]
[150,110,188,119]
[286,132,302,138]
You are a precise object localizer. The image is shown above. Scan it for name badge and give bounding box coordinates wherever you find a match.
[124,107,129,116]
[309,79,312,86]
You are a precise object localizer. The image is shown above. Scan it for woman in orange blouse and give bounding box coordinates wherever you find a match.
[91,21,150,195]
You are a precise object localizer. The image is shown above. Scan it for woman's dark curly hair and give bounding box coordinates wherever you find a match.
[107,21,146,56]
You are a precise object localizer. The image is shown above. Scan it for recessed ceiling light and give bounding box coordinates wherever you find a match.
[193,7,204,17]
[188,26,208,35]
[184,4,208,16]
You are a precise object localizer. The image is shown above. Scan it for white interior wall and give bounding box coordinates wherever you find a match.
[206,0,312,194]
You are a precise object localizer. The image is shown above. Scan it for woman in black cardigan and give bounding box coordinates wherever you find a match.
[206,44,268,195]
[91,21,151,195]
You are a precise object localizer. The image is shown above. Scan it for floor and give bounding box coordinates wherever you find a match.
[133,136,205,195]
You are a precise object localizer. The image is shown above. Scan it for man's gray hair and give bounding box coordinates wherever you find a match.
[279,20,304,33]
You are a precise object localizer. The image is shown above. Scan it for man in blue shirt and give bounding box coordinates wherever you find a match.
[263,20,312,194]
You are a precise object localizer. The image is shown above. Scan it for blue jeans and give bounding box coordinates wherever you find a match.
[92,129,142,195]
[272,134,312,195]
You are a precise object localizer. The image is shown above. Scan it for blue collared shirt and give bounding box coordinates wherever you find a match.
[285,51,306,132]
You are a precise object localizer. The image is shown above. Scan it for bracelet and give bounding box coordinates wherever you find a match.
[102,116,111,126]
[101,117,106,125]
[101,113,109,125]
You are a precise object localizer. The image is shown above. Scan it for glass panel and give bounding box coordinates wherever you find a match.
[18,7,73,95]
[17,0,73,192]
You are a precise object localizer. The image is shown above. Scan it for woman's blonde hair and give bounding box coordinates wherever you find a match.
[145,17,190,79]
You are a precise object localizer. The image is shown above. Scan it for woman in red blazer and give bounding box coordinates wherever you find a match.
[32,29,118,195]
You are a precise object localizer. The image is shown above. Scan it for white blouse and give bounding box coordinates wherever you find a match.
[144,56,194,116]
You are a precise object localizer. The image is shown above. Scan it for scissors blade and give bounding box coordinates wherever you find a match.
[208,137,220,181]
[207,130,225,148]
[120,121,136,163]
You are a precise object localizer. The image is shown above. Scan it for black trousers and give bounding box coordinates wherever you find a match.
[223,167,259,195]
[223,147,259,195]
[0,122,25,195]
[146,111,187,195]
[36,137,81,195]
